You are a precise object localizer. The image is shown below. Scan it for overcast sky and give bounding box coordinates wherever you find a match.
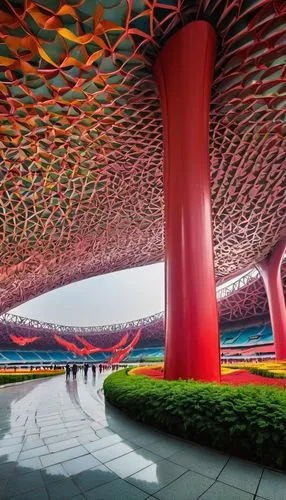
[10,263,165,326]
[9,263,254,327]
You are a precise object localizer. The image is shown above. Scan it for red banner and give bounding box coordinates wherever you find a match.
[54,331,138,359]
[10,334,40,346]
[109,329,141,364]
[75,333,129,352]
[54,334,90,356]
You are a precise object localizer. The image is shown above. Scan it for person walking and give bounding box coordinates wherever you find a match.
[72,363,78,379]
[92,364,96,376]
[84,362,89,378]
[65,362,71,380]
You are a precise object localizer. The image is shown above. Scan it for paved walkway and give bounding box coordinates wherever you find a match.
[0,370,285,500]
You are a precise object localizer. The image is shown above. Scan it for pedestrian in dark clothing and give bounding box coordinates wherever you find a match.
[65,363,71,380]
[92,364,96,376]
[84,363,88,377]
[72,363,78,379]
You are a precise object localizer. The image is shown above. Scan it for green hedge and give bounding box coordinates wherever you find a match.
[0,372,63,385]
[248,367,286,379]
[104,369,286,469]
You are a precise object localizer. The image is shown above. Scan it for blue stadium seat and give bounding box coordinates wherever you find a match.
[1,351,24,362]
[18,352,42,362]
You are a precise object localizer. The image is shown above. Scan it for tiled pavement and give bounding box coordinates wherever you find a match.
[0,370,285,500]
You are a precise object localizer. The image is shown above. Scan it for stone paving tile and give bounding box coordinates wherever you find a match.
[0,444,22,456]
[48,437,79,453]
[257,469,286,500]
[62,453,101,476]
[169,443,229,479]
[93,440,138,463]
[0,461,16,480]
[143,436,188,458]
[17,456,43,472]
[24,428,39,436]
[22,438,45,451]
[96,428,115,439]
[0,479,7,500]
[40,427,67,439]
[84,478,148,500]
[0,452,19,464]
[90,422,107,431]
[46,477,82,500]
[77,433,99,445]
[105,448,162,479]
[199,481,254,500]
[38,420,63,428]
[65,419,86,426]
[129,431,166,448]
[0,436,23,447]
[40,445,88,468]
[24,432,40,440]
[218,457,263,494]
[127,459,186,495]
[2,431,24,440]
[18,445,49,461]
[72,464,119,492]
[37,417,63,423]
[84,434,122,453]
[113,427,145,441]
[9,486,50,500]
[41,463,69,484]
[154,470,214,500]
[44,432,73,445]
[3,469,45,498]
[68,429,96,440]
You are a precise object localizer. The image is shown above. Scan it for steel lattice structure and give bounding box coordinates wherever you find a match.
[0,265,285,350]
[0,0,285,317]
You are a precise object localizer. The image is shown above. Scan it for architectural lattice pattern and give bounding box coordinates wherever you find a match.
[0,263,285,350]
[0,0,285,317]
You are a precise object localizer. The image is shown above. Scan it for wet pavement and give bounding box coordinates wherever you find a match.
[0,369,285,500]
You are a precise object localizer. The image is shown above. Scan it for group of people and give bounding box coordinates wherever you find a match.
[65,362,122,379]
[65,362,97,379]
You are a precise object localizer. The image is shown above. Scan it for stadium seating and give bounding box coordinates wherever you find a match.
[220,325,272,347]
[0,324,275,364]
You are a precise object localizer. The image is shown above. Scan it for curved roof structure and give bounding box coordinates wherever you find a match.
[1,267,285,344]
[0,0,285,315]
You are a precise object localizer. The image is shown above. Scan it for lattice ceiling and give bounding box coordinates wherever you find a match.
[0,0,285,314]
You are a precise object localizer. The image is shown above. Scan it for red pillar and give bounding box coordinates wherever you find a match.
[154,21,220,381]
[257,239,286,360]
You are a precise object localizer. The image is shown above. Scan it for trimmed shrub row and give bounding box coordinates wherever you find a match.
[0,372,63,385]
[104,369,286,469]
[248,367,286,379]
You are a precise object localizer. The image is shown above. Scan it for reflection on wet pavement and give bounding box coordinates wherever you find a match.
[0,369,284,500]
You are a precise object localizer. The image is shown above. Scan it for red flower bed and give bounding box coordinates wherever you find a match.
[131,366,286,388]
[222,369,286,387]
[130,366,164,378]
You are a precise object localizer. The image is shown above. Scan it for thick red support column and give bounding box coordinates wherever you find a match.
[154,21,220,381]
[257,239,286,360]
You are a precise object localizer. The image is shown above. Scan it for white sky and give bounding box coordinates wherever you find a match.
[9,264,256,327]
[10,263,165,326]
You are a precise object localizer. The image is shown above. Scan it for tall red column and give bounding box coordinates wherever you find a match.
[257,239,286,360]
[154,21,220,381]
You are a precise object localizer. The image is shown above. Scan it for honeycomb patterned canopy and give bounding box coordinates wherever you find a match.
[0,0,285,316]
